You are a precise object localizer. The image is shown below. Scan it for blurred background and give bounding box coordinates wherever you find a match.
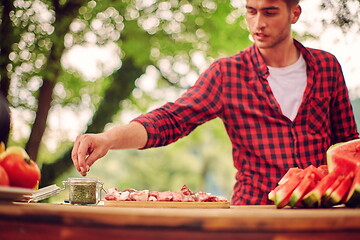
[1,0,359,202]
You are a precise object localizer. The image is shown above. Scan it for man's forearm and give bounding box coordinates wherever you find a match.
[103,121,148,150]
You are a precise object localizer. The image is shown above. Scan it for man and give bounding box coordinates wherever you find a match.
[72,0,359,205]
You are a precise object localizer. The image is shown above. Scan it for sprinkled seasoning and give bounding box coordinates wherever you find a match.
[69,182,97,205]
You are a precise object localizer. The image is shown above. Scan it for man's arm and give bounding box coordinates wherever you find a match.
[71,121,148,176]
[330,64,359,143]
[71,60,224,176]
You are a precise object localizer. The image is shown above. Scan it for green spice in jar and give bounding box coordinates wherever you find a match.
[69,182,97,205]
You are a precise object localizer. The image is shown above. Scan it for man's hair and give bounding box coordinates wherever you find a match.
[286,0,300,8]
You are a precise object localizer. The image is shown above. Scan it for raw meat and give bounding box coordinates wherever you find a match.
[130,190,149,201]
[104,185,228,203]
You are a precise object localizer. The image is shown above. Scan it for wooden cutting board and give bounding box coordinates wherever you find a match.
[104,200,230,208]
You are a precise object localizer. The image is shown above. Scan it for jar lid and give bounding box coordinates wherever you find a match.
[63,178,103,185]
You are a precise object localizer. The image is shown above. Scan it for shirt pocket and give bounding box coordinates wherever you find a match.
[307,97,330,134]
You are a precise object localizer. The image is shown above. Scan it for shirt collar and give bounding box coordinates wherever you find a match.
[250,39,316,79]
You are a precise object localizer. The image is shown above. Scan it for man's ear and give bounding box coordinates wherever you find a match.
[291,5,302,24]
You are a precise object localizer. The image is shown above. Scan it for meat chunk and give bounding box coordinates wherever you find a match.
[180,185,193,196]
[104,188,118,201]
[148,191,159,201]
[158,191,173,201]
[172,192,183,202]
[182,195,196,202]
[104,189,133,201]
[117,191,132,201]
[130,190,149,201]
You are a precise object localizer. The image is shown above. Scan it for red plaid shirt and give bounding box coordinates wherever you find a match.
[133,40,359,205]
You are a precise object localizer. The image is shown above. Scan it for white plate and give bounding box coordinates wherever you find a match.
[0,186,35,201]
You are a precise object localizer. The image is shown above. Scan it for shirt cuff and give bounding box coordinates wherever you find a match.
[131,116,159,149]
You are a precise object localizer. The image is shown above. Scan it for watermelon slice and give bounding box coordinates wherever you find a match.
[268,190,275,201]
[316,165,329,178]
[322,173,353,207]
[278,167,302,185]
[288,165,326,208]
[267,140,360,208]
[274,170,305,208]
[301,167,342,208]
[346,168,360,208]
[268,167,303,201]
[322,174,345,202]
[327,139,360,173]
[289,172,315,207]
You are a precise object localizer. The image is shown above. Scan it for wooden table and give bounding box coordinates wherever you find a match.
[0,202,360,240]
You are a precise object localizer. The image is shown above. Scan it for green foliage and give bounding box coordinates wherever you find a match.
[321,0,360,32]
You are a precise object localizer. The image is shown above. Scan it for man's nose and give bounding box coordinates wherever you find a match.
[254,14,266,30]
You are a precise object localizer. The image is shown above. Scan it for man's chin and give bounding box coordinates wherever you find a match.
[254,41,274,50]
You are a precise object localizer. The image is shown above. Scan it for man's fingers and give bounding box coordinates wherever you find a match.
[71,134,93,175]
[84,148,105,170]
[71,135,82,172]
[71,133,108,176]
[77,140,92,167]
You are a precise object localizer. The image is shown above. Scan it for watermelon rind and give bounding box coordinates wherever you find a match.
[346,190,360,208]
[301,169,340,208]
[322,174,353,207]
[302,192,320,208]
[269,167,302,203]
[322,175,345,202]
[274,172,303,208]
[289,173,315,207]
[268,190,275,201]
[346,169,360,208]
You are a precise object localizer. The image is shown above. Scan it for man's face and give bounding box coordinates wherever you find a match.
[245,0,299,50]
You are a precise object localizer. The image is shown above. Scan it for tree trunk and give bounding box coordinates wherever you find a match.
[25,79,55,161]
[25,0,85,161]
[40,58,144,187]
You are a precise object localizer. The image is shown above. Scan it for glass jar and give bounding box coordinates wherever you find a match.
[62,178,104,205]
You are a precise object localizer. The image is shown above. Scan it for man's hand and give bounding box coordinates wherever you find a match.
[71,133,111,176]
[71,121,148,176]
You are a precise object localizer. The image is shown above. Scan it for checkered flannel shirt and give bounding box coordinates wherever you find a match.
[133,40,359,205]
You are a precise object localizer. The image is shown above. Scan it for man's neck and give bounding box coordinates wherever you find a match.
[258,38,300,68]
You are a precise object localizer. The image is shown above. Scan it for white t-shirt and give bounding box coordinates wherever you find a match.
[267,54,307,121]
